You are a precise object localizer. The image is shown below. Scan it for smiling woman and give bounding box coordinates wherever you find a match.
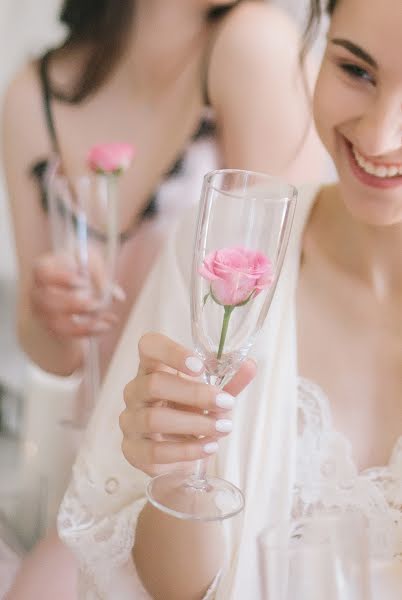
[312,0,402,225]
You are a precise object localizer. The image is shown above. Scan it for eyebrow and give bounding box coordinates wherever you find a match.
[331,38,378,69]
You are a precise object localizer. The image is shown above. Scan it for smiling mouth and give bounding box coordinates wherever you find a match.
[350,144,402,179]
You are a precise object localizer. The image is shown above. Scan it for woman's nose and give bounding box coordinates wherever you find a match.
[353,95,402,159]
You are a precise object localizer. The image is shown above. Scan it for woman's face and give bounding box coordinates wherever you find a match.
[314,0,402,226]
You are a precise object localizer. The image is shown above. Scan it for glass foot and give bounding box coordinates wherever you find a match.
[146,471,244,521]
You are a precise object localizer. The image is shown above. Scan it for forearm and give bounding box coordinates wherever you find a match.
[19,310,84,376]
[133,502,223,600]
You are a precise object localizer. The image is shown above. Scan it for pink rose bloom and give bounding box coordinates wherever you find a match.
[200,246,273,306]
[87,143,135,175]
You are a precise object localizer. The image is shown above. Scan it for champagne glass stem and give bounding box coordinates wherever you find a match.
[189,371,229,488]
[77,336,100,425]
[193,458,208,481]
[105,174,119,304]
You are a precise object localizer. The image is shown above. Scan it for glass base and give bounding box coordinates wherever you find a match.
[146,472,244,521]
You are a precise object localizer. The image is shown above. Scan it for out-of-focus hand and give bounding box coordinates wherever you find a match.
[120,332,257,477]
[30,251,125,339]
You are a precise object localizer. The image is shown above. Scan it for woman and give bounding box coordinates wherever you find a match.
[2,0,322,383]
[52,0,401,598]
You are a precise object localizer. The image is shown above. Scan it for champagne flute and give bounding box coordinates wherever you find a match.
[46,161,120,428]
[258,512,372,600]
[147,169,297,521]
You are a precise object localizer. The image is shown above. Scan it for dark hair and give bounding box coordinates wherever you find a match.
[302,0,338,58]
[54,0,240,103]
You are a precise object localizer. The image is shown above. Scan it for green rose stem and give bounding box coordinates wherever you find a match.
[217,305,234,360]
[104,173,119,302]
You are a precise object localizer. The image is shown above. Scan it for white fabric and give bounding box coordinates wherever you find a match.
[295,378,402,565]
[58,183,402,597]
[58,184,316,598]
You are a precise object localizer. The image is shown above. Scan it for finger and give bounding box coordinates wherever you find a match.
[137,333,204,377]
[224,358,257,397]
[85,246,108,295]
[34,254,85,289]
[47,312,118,338]
[124,370,234,413]
[122,405,233,438]
[122,436,219,467]
[32,286,101,315]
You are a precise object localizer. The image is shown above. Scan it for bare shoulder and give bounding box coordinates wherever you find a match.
[211,2,300,70]
[2,61,49,163]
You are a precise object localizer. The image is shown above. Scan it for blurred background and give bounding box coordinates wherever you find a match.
[0,0,322,594]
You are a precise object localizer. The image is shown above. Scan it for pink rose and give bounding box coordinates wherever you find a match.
[87,143,135,175]
[200,246,273,306]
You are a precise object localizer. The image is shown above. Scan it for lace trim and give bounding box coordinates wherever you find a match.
[294,378,402,561]
[58,455,220,599]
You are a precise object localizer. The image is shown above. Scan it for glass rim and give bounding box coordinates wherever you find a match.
[204,168,298,203]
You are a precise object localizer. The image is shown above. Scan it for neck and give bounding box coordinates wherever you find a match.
[318,185,402,300]
[123,0,210,89]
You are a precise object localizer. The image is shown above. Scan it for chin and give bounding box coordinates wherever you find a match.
[336,178,402,227]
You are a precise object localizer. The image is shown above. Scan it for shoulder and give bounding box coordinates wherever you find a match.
[2,61,41,124]
[2,61,49,163]
[209,2,301,84]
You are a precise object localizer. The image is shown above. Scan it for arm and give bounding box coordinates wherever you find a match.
[58,211,256,600]
[125,336,256,600]
[2,65,115,375]
[209,2,326,184]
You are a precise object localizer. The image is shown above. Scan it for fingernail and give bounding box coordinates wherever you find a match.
[112,284,126,302]
[185,356,204,373]
[203,442,219,454]
[215,419,233,433]
[215,392,235,409]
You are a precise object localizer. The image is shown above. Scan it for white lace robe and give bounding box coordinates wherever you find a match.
[58,186,402,598]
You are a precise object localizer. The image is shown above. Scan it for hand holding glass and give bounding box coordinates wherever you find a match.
[47,162,120,427]
[147,169,297,521]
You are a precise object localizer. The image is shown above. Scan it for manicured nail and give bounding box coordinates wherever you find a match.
[185,356,204,373]
[215,392,235,409]
[112,284,126,302]
[215,419,233,433]
[203,442,219,454]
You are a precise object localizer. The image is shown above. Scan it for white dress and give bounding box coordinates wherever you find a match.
[58,186,402,598]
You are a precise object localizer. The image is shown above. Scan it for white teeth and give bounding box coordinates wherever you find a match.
[352,146,402,178]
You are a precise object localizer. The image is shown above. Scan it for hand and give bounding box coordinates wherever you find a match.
[30,251,124,339]
[120,332,257,477]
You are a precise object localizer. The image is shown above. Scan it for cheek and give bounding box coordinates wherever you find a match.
[313,69,341,153]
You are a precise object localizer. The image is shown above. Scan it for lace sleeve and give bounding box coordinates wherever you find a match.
[57,207,222,599]
[58,455,220,599]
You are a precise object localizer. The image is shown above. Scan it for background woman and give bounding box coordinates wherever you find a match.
[3,0,323,383]
[3,1,325,598]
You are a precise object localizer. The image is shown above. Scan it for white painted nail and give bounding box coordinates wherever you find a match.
[203,442,219,454]
[185,356,204,373]
[215,392,235,409]
[112,284,126,302]
[215,419,233,433]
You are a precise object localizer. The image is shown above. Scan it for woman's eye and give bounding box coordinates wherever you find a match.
[340,63,375,84]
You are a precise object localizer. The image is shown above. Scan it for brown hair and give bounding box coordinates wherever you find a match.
[302,0,338,59]
[53,0,241,103]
